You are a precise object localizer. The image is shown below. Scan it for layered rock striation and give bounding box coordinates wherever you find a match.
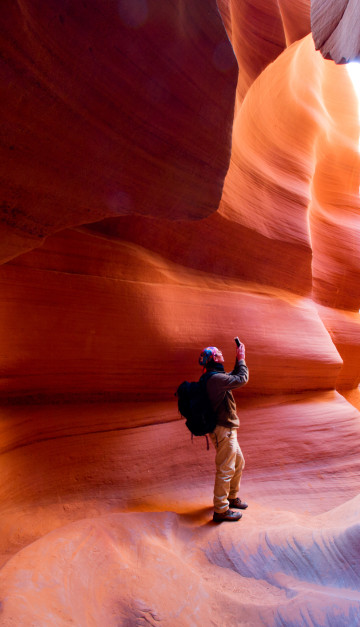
[311,0,360,64]
[0,0,237,262]
[1,0,360,624]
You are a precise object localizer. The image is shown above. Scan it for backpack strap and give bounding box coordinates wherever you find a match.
[201,370,228,415]
[199,370,218,385]
[201,371,218,450]
[191,432,210,450]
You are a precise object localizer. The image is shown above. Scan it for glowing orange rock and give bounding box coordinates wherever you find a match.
[0,227,341,401]
[0,0,360,624]
[218,0,310,101]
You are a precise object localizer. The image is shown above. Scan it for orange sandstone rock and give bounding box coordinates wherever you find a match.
[217,0,310,102]
[0,1,360,624]
[0,227,340,402]
[0,0,237,263]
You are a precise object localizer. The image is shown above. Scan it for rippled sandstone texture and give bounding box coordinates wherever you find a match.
[1,1,360,625]
[0,0,237,263]
[311,0,360,64]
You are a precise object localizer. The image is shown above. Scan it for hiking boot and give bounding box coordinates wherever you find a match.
[213,509,242,522]
[228,497,248,510]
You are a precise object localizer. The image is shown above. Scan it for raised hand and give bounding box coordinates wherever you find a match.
[236,341,245,361]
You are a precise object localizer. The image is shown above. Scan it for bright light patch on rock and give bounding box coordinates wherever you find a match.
[347,62,360,152]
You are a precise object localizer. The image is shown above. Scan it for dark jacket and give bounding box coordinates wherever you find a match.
[205,359,249,428]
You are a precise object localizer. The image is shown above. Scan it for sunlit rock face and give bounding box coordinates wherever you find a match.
[311,0,360,64]
[1,0,360,624]
[218,0,311,101]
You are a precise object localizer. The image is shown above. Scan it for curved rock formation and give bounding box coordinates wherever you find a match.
[1,0,360,624]
[217,0,311,102]
[2,501,360,625]
[311,0,360,63]
[0,227,342,401]
[0,0,237,263]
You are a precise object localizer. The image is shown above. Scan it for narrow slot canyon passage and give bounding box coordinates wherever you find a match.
[0,1,360,625]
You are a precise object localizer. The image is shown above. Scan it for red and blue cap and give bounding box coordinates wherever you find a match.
[198,346,219,366]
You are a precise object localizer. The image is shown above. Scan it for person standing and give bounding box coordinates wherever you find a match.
[198,341,249,522]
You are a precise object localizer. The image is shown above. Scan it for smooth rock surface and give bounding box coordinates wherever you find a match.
[0,0,237,262]
[311,0,360,63]
[1,1,360,625]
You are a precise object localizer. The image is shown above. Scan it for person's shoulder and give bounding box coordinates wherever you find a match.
[207,371,228,380]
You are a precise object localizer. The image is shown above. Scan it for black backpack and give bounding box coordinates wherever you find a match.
[176,372,218,442]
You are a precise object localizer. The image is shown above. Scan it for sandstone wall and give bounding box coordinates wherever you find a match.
[1,1,360,624]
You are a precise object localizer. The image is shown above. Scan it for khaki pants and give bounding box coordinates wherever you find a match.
[209,425,245,513]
